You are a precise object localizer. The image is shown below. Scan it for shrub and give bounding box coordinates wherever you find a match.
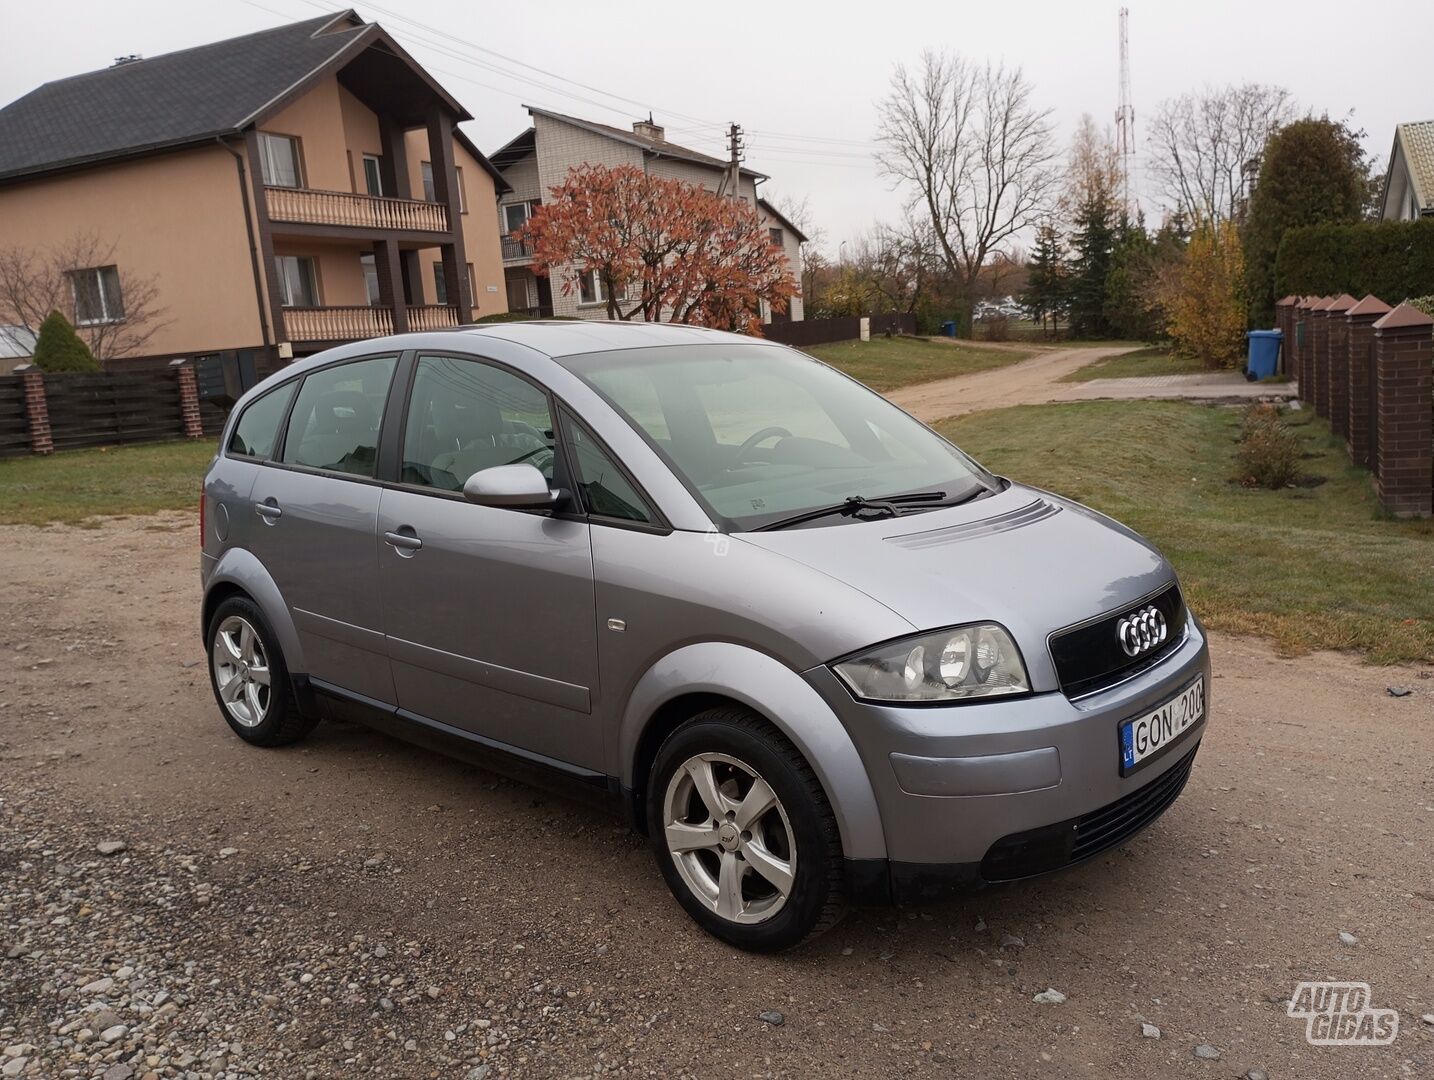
[980,314,1011,341]
[1162,219,1246,369]
[1235,404,1300,489]
[1407,295,1434,319]
[32,310,100,372]
[1274,217,1434,302]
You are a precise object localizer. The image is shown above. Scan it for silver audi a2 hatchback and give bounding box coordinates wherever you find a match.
[201,322,1209,951]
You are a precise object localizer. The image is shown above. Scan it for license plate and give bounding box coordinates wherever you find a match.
[1119,676,1204,775]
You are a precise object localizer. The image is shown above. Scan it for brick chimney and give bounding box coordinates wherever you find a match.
[632,114,665,141]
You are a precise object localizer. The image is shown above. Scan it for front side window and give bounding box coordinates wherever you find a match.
[401,355,555,492]
[559,344,993,531]
[455,165,467,212]
[503,201,530,234]
[70,265,124,324]
[280,356,396,477]
[578,271,626,306]
[433,264,448,306]
[420,161,435,202]
[360,254,380,305]
[228,381,296,459]
[769,227,784,248]
[565,414,653,524]
[274,256,319,308]
[257,132,302,188]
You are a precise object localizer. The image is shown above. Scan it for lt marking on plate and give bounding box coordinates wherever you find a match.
[1119,676,1204,774]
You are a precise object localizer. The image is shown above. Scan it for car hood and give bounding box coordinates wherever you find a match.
[734,482,1175,691]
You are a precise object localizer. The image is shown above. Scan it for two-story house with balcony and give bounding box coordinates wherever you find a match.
[0,10,509,374]
[490,107,805,323]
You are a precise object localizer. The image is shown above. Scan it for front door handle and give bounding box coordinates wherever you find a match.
[384,528,423,556]
[254,500,282,523]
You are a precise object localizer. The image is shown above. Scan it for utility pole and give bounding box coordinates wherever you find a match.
[724,122,744,201]
[1115,7,1136,220]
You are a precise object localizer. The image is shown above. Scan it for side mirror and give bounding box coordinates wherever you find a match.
[462,463,561,509]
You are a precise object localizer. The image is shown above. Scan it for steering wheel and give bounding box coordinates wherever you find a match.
[732,426,793,467]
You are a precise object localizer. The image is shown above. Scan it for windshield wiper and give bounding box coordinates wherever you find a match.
[755,487,984,532]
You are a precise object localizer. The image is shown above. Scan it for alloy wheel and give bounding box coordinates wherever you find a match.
[211,615,271,728]
[662,752,796,924]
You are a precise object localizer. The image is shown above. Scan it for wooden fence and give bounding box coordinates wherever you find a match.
[761,313,917,348]
[0,379,27,456]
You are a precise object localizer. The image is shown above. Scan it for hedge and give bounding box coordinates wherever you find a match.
[1274,217,1434,302]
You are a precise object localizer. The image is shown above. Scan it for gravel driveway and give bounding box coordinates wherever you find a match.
[2,513,1431,1079]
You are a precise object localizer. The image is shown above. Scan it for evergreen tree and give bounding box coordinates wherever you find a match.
[1104,214,1159,341]
[1066,191,1116,338]
[1023,222,1067,336]
[1243,117,1370,324]
[32,310,99,373]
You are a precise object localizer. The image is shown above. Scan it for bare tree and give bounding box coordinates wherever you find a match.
[1146,83,1293,224]
[1062,114,1123,225]
[771,193,826,309]
[850,212,940,315]
[876,51,1057,312]
[0,231,168,363]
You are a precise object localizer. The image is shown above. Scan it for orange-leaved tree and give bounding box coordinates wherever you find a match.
[519,163,796,332]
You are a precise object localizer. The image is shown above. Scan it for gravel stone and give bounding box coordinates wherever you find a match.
[758,1010,785,1026]
[1338,931,1358,946]
[1032,988,1066,1005]
[1140,1023,1161,1039]
[95,841,127,856]
[1194,1043,1221,1060]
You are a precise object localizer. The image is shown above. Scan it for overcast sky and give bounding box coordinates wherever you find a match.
[3,1,1423,251]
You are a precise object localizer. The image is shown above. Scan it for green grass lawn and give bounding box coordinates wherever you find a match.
[939,401,1434,664]
[0,439,215,526]
[1061,345,1211,382]
[807,336,1034,392]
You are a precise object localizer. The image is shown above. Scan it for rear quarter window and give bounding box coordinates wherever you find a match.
[227,382,296,459]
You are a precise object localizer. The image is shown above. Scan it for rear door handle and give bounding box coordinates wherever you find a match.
[384,528,423,555]
[254,501,282,523]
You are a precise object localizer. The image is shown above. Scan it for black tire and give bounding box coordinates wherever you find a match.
[205,595,317,747]
[646,707,846,951]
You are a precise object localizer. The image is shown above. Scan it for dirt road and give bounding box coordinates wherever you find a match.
[2,514,1432,1078]
[889,346,1295,423]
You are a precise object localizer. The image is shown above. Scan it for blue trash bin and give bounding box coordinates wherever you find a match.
[941,320,957,337]
[1246,329,1282,381]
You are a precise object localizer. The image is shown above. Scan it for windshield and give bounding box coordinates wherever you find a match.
[557,343,994,530]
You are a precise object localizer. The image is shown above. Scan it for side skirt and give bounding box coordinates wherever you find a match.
[308,677,623,813]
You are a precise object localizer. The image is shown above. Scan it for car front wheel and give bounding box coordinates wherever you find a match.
[647,708,846,951]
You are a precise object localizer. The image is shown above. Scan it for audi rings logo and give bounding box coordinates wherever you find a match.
[1117,605,1168,657]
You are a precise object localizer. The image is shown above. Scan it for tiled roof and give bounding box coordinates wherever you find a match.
[1395,120,1434,210]
[525,106,768,180]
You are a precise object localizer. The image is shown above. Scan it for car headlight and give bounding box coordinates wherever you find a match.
[832,624,1030,703]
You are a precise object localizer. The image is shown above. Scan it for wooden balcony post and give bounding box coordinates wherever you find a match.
[378,113,411,200]
[373,239,409,333]
[426,105,473,323]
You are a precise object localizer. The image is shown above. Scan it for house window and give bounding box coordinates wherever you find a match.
[769,227,784,248]
[70,265,125,325]
[274,256,319,308]
[433,263,447,306]
[257,132,302,188]
[362,154,383,197]
[360,254,381,305]
[455,166,467,213]
[420,161,435,202]
[579,270,627,306]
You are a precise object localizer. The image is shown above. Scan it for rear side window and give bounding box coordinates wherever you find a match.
[565,416,654,524]
[280,356,396,477]
[227,382,295,459]
[400,355,555,491]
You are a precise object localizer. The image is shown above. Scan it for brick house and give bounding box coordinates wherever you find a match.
[490,107,805,323]
[0,10,510,373]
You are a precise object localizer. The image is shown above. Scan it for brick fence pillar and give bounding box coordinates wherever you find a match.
[1323,294,1357,437]
[170,358,204,439]
[13,363,52,455]
[1274,296,1295,375]
[1372,304,1433,518]
[1293,297,1315,402]
[1309,297,1336,418]
[1344,295,1391,467]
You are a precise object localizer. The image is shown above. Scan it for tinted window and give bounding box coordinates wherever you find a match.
[228,381,295,459]
[566,416,653,523]
[280,357,396,477]
[401,355,555,491]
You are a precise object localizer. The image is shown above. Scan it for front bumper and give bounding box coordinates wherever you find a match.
[806,615,1211,903]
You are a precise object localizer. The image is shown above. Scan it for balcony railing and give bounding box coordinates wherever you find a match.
[283,305,462,342]
[508,305,555,319]
[406,304,461,331]
[266,186,450,233]
[501,234,533,260]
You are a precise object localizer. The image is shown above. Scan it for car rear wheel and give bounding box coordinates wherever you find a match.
[206,596,316,747]
[646,708,846,951]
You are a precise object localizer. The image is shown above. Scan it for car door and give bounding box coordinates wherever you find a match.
[376,352,602,770]
[245,353,400,704]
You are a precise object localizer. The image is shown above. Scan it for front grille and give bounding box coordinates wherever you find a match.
[1048,582,1187,698]
[980,742,1199,882]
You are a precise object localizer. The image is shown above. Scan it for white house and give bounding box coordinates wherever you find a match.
[1380,120,1434,221]
[490,107,804,322]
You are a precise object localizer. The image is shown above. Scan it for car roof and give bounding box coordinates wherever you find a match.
[453,320,769,357]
